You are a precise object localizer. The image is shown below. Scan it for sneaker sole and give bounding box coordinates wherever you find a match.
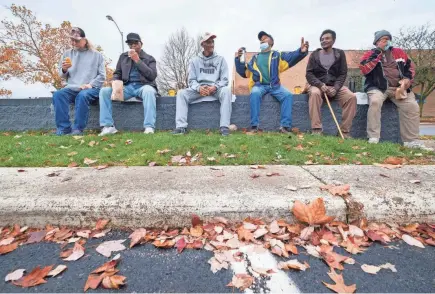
[99,130,118,136]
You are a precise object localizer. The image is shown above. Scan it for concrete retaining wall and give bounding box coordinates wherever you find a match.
[0,94,401,142]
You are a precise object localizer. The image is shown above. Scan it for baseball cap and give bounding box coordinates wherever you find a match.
[258,31,274,43]
[70,27,85,40]
[126,33,142,43]
[200,32,216,44]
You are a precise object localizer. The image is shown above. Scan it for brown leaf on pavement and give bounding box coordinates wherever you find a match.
[320,184,351,196]
[84,274,103,292]
[191,214,203,227]
[5,269,26,282]
[278,260,310,271]
[13,265,54,288]
[129,228,147,248]
[190,226,204,237]
[0,242,18,255]
[63,242,85,261]
[361,264,381,274]
[425,239,435,246]
[152,239,175,248]
[341,238,366,254]
[0,237,14,246]
[92,260,118,274]
[175,237,187,254]
[322,268,356,293]
[285,243,299,255]
[26,230,46,244]
[47,265,67,277]
[402,234,425,248]
[95,219,110,230]
[101,275,126,289]
[366,230,388,244]
[292,198,335,225]
[227,273,254,291]
[237,226,255,242]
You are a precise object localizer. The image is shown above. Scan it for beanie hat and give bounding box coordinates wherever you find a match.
[373,30,392,45]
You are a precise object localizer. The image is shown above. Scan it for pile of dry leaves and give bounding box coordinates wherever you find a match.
[1,199,434,293]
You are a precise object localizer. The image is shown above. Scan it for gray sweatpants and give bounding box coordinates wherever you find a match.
[175,86,232,128]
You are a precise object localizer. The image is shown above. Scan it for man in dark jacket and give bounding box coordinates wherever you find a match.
[360,30,432,151]
[306,29,356,138]
[99,33,158,135]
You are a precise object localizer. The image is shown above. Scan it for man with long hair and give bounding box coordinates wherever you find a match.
[52,27,106,136]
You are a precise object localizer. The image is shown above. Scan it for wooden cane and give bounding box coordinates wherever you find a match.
[324,92,345,139]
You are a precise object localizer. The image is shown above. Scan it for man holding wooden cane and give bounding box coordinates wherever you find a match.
[305,29,356,138]
[99,33,158,135]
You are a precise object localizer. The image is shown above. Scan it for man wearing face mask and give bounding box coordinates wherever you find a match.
[360,30,432,150]
[172,32,232,136]
[306,29,356,138]
[53,27,105,136]
[235,31,309,133]
[98,33,158,135]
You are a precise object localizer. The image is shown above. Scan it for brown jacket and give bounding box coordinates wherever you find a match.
[305,48,348,91]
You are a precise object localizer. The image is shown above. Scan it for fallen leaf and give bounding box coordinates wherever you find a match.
[92,229,111,239]
[191,214,203,227]
[373,163,402,169]
[320,184,351,196]
[84,274,103,291]
[175,237,187,254]
[379,263,397,272]
[95,219,110,230]
[285,185,298,191]
[152,239,175,248]
[322,268,356,293]
[253,228,268,239]
[207,157,216,162]
[88,141,96,147]
[250,173,260,179]
[125,139,133,145]
[96,240,126,257]
[348,225,365,237]
[266,172,280,177]
[5,269,25,282]
[227,273,254,291]
[13,265,53,288]
[76,230,91,239]
[190,226,204,237]
[361,264,381,274]
[250,165,266,169]
[402,234,425,248]
[341,238,366,254]
[157,149,171,154]
[96,165,108,170]
[269,220,280,234]
[84,158,97,165]
[383,156,404,165]
[278,259,310,271]
[72,136,83,140]
[300,226,315,240]
[148,162,157,167]
[292,198,335,225]
[212,216,229,225]
[366,230,388,244]
[0,237,14,246]
[208,257,229,273]
[0,242,18,255]
[426,239,435,246]
[92,260,118,274]
[129,228,147,248]
[26,230,46,244]
[409,179,421,184]
[17,169,26,172]
[68,162,78,168]
[224,153,236,159]
[102,275,126,289]
[48,265,67,277]
[63,242,85,261]
[295,144,304,151]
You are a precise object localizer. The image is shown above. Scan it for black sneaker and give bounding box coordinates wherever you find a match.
[220,126,230,136]
[250,126,258,133]
[279,127,292,134]
[171,127,187,135]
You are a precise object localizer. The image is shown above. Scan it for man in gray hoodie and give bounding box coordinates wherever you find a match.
[53,27,105,135]
[172,32,232,136]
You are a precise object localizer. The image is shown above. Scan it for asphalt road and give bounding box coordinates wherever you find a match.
[0,231,434,293]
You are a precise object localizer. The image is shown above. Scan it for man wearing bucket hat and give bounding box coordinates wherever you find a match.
[53,27,106,136]
[98,32,158,135]
[172,32,232,136]
[235,31,309,133]
[360,30,432,150]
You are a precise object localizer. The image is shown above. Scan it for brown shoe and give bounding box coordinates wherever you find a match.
[311,128,323,135]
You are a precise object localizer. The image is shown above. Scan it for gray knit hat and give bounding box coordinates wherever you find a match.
[373,30,392,45]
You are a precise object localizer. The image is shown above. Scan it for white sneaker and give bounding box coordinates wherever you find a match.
[144,127,154,134]
[368,138,379,144]
[99,126,118,136]
[404,141,434,151]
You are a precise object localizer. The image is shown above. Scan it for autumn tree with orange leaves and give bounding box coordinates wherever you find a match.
[0,4,113,97]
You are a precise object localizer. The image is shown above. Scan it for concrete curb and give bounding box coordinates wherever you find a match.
[0,165,433,228]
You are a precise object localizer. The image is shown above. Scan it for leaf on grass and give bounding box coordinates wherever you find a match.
[148,162,157,167]
[26,230,46,244]
[125,139,133,145]
[322,268,356,294]
[63,242,85,261]
[5,269,25,282]
[88,141,96,147]
[129,228,147,248]
[48,265,67,277]
[95,219,110,230]
[402,234,425,248]
[102,275,126,289]
[320,184,351,196]
[68,162,78,168]
[13,265,53,288]
[84,158,97,165]
[227,273,254,291]
[361,264,381,274]
[383,156,404,165]
[207,157,216,162]
[0,242,18,255]
[292,198,335,225]
[96,240,126,257]
[278,260,310,271]
[157,149,171,154]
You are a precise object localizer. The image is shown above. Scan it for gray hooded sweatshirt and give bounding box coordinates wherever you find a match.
[188,52,229,92]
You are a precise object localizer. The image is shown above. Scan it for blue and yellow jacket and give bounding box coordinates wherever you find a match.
[234,49,308,91]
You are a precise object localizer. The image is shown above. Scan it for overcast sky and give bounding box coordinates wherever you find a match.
[1,0,434,98]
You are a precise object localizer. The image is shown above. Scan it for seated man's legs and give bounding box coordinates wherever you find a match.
[308,86,323,132]
[335,86,357,134]
[99,87,115,127]
[269,85,293,130]
[367,89,387,142]
[52,88,79,135]
[135,85,157,132]
[390,91,420,143]
[249,85,269,128]
[73,88,100,133]
[214,86,232,128]
[174,88,202,130]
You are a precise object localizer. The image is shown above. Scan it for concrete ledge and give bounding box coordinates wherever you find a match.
[304,165,435,223]
[0,166,346,228]
[0,94,401,142]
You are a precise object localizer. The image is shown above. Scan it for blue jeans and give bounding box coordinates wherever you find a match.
[99,83,157,128]
[250,85,293,127]
[52,87,100,133]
